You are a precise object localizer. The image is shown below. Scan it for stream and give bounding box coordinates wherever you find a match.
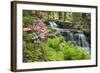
[49,21,90,53]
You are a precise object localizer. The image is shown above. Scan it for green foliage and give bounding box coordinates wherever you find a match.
[24,35,90,62]
[23,16,37,25]
[47,35,65,48]
[47,36,60,48]
[44,46,58,61]
[64,47,89,60]
[24,42,43,62]
[23,10,34,16]
[42,45,64,61]
[24,43,36,61]
[23,31,30,42]
[72,13,82,22]
[59,42,90,60]
[47,36,90,60]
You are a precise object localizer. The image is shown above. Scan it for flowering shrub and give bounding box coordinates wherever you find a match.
[26,24,35,32]
[23,19,48,45]
[35,20,48,38]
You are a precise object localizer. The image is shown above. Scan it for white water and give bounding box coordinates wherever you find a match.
[74,31,90,52]
[49,21,90,52]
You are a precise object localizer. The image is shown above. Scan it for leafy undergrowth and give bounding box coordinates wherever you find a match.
[24,35,90,62]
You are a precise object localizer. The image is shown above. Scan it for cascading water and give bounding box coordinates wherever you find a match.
[74,31,90,52]
[49,21,59,30]
[48,21,90,52]
[66,31,74,41]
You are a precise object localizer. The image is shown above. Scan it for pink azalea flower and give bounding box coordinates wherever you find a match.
[27,24,34,31]
[36,21,48,38]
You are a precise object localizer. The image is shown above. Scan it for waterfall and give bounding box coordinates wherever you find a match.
[74,31,90,52]
[66,31,74,41]
[52,22,58,27]
[49,21,69,32]
[48,21,90,52]
[49,21,59,31]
